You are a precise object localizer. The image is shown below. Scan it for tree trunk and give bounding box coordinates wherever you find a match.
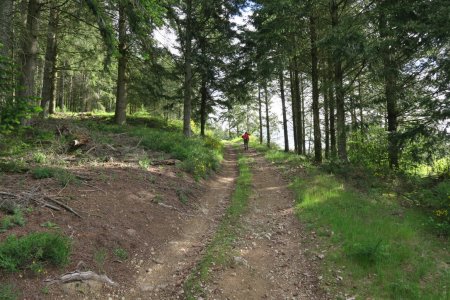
[301,74,306,154]
[310,15,322,163]
[324,80,330,159]
[200,78,207,136]
[279,69,289,152]
[41,5,59,117]
[0,0,13,57]
[289,69,298,152]
[114,3,128,125]
[358,77,364,135]
[258,85,263,144]
[331,0,347,161]
[17,0,41,123]
[57,63,65,111]
[264,83,271,148]
[294,67,303,155]
[379,10,399,169]
[328,57,337,158]
[183,0,193,136]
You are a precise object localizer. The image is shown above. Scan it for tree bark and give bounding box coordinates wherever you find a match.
[264,83,270,148]
[331,0,347,161]
[279,69,289,152]
[41,4,59,117]
[293,67,303,155]
[183,0,193,136]
[324,79,330,159]
[379,9,399,169]
[310,15,322,163]
[17,0,41,123]
[0,0,13,57]
[114,2,128,125]
[258,85,263,144]
[289,69,298,152]
[328,57,337,158]
[200,77,207,136]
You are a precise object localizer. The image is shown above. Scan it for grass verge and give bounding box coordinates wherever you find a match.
[183,155,252,299]
[265,149,450,299]
[0,232,71,273]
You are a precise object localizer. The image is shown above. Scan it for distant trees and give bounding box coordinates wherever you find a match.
[247,0,449,170]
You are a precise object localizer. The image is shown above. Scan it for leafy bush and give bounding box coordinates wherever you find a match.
[1,209,25,232]
[113,248,128,260]
[0,160,28,173]
[0,232,71,272]
[348,126,389,171]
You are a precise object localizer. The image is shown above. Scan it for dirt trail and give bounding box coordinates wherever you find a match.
[203,150,324,300]
[126,146,239,299]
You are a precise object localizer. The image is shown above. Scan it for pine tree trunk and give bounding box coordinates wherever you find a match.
[114,3,128,125]
[328,58,337,158]
[289,69,298,152]
[57,63,65,111]
[17,0,41,124]
[324,80,330,159]
[264,83,271,148]
[200,78,207,136]
[0,0,13,57]
[258,85,263,144]
[331,0,347,161]
[279,70,289,152]
[294,67,303,155]
[183,0,193,136]
[379,10,399,169]
[41,5,59,117]
[301,75,306,155]
[310,15,322,162]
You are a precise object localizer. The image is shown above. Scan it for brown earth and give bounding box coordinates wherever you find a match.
[1,133,325,299]
[202,149,325,300]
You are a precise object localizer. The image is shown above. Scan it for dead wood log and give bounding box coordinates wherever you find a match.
[44,196,82,218]
[151,159,181,166]
[45,271,118,286]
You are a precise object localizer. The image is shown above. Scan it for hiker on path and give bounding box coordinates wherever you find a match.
[242,131,250,151]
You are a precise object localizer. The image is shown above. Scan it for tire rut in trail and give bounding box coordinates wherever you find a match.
[125,146,239,299]
[203,149,325,300]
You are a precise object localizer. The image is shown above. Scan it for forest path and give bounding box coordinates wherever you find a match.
[126,145,239,299]
[203,149,324,300]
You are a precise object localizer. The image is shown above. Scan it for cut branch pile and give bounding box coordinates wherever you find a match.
[0,187,82,218]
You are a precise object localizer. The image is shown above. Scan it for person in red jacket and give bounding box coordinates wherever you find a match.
[242,131,250,151]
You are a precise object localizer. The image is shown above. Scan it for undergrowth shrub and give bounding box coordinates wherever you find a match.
[0,232,71,273]
[32,167,76,186]
[1,209,25,232]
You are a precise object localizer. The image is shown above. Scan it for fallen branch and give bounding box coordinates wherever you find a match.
[45,271,118,286]
[44,196,82,218]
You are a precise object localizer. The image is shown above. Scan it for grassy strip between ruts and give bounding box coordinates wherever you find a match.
[264,149,450,299]
[183,154,252,299]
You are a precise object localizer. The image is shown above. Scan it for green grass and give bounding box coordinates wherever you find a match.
[0,284,18,300]
[184,155,252,299]
[83,116,223,179]
[113,248,128,261]
[1,209,25,232]
[31,167,77,186]
[266,150,450,299]
[0,232,71,273]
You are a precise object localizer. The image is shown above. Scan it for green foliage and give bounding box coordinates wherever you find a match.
[40,221,59,229]
[176,189,188,205]
[0,160,27,173]
[113,248,128,260]
[1,209,25,232]
[0,232,71,272]
[32,152,47,164]
[138,158,151,170]
[184,155,252,299]
[0,284,18,300]
[348,127,389,172]
[32,167,76,186]
[84,115,223,178]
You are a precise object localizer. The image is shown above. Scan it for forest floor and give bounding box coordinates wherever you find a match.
[0,120,327,299]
